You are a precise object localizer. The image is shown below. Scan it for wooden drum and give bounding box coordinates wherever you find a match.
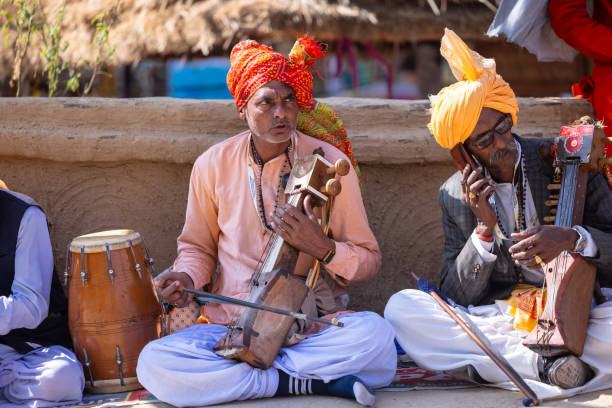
[67,229,163,394]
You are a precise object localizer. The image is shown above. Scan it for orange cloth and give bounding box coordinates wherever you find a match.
[227,37,324,110]
[0,179,7,190]
[428,28,519,149]
[500,284,547,332]
[173,131,381,326]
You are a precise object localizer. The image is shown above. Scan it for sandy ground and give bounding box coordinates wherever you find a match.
[118,388,612,408]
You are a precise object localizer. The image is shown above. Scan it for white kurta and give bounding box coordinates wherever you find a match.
[385,288,612,401]
[0,203,84,407]
[137,311,397,407]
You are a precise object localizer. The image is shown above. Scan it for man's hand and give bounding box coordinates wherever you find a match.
[509,226,579,268]
[155,271,195,308]
[461,164,497,236]
[269,194,333,260]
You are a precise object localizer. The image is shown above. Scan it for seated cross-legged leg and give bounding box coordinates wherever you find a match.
[1,345,84,406]
[137,311,396,407]
[274,311,396,406]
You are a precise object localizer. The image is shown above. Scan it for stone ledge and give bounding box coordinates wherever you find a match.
[0,97,592,165]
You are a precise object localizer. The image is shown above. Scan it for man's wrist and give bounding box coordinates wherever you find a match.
[475,223,494,238]
[570,227,585,253]
[319,240,336,264]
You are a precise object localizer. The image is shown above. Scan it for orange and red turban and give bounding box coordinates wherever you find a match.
[428,29,519,149]
[227,37,361,181]
[227,37,325,110]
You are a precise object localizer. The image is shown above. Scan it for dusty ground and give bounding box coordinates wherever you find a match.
[117,388,612,408]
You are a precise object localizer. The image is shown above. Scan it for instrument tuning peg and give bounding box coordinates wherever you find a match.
[545,199,559,207]
[549,194,559,199]
[547,184,561,190]
[326,159,350,177]
[320,178,342,196]
[550,208,557,215]
[543,216,556,222]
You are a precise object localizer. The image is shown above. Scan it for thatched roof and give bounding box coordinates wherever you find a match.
[0,0,496,80]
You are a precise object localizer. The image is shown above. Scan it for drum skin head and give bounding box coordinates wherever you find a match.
[70,229,142,253]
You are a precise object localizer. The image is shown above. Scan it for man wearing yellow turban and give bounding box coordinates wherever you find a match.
[385,29,612,396]
[136,37,396,407]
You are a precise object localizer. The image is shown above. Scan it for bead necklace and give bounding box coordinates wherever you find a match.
[250,136,293,230]
[490,146,528,238]
[488,145,528,283]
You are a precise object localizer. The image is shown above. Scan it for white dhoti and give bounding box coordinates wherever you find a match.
[0,344,84,407]
[137,311,397,407]
[384,288,612,400]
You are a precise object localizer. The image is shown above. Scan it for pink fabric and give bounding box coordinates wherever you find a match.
[173,131,381,325]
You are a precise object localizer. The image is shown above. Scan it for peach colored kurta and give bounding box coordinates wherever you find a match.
[174,130,381,325]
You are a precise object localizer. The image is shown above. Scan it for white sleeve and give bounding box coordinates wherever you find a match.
[572,225,598,258]
[470,231,497,264]
[0,207,53,335]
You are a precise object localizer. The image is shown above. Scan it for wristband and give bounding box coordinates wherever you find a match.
[320,241,336,264]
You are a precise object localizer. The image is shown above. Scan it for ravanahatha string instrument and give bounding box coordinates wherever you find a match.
[213,153,350,369]
[523,122,608,357]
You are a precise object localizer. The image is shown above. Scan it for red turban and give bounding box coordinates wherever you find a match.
[227,37,325,110]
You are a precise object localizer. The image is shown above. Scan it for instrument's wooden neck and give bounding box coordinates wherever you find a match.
[258,193,302,280]
[555,161,588,228]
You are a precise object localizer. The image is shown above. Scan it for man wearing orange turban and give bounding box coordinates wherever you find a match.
[136,38,396,407]
[386,29,612,396]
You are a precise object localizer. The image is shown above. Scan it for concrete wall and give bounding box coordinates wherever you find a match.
[0,97,593,313]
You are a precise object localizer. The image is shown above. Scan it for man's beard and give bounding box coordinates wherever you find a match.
[489,139,518,169]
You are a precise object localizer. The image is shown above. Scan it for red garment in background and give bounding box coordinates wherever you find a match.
[549,0,612,188]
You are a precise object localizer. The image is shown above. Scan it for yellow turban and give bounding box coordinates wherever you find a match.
[428,28,519,149]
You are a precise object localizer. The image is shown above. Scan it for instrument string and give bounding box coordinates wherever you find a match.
[224,186,301,349]
[537,161,579,348]
[225,141,293,347]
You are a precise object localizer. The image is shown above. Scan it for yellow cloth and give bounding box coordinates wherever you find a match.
[500,284,547,332]
[0,179,7,190]
[428,28,519,149]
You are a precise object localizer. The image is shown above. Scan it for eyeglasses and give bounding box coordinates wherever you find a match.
[470,114,513,150]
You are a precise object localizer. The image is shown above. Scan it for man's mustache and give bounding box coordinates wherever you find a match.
[489,140,517,167]
[269,119,290,128]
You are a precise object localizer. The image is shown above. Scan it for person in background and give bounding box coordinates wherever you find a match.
[549,0,612,188]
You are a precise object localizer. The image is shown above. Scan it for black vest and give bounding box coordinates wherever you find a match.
[0,189,71,354]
